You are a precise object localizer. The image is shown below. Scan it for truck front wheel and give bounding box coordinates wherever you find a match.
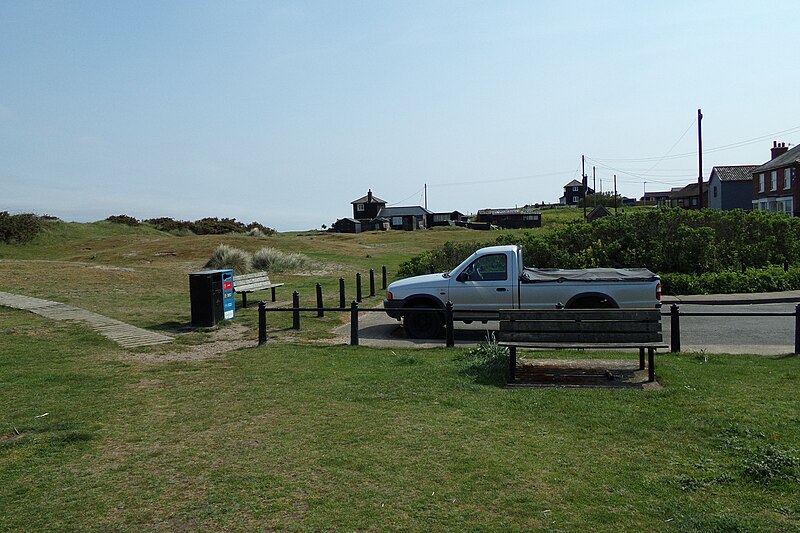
[403,304,444,339]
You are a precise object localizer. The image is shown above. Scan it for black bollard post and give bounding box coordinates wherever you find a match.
[350,301,359,346]
[316,283,324,318]
[258,301,267,345]
[356,273,362,303]
[670,304,681,353]
[292,291,300,330]
[445,301,454,347]
[339,277,346,309]
[369,269,375,297]
[381,266,387,290]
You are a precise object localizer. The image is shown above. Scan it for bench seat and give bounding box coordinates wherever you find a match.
[233,272,284,307]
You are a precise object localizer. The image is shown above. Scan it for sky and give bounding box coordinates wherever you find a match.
[2,1,800,231]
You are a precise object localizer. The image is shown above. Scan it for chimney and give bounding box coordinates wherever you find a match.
[771,141,789,160]
[367,189,373,203]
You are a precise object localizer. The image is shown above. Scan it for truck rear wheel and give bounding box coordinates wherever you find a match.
[403,304,443,339]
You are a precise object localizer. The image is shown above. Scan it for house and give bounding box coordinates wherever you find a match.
[427,211,467,227]
[671,182,708,209]
[475,207,542,229]
[560,179,593,206]
[377,206,432,231]
[362,218,389,231]
[351,190,387,220]
[752,141,799,215]
[640,191,672,207]
[332,218,362,233]
[708,165,759,211]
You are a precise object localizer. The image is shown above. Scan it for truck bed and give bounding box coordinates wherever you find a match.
[521,267,658,283]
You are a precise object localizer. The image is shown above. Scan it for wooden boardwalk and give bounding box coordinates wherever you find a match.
[0,291,174,348]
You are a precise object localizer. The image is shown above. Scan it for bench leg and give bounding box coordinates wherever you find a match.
[271,287,277,302]
[242,292,248,309]
[508,346,516,383]
[639,347,645,370]
[648,347,655,383]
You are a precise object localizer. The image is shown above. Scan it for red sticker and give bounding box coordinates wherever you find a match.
[223,282,233,290]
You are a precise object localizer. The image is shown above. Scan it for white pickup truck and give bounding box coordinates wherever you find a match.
[384,245,662,338]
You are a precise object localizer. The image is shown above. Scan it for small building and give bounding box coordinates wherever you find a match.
[427,210,467,227]
[351,190,387,220]
[362,218,389,231]
[708,165,759,211]
[587,205,612,222]
[560,180,593,206]
[752,141,799,215]
[640,191,672,207]
[378,206,432,231]
[475,207,542,229]
[332,218,362,233]
[671,182,708,209]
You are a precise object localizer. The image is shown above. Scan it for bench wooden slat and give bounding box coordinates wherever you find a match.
[499,342,668,350]
[498,309,661,321]
[499,321,661,334]
[499,331,663,344]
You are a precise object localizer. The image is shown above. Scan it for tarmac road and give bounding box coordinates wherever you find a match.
[338,291,800,355]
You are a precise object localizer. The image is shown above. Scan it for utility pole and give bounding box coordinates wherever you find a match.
[593,166,597,208]
[424,183,427,210]
[614,174,618,214]
[582,155,587,221]
[697,108,703,209]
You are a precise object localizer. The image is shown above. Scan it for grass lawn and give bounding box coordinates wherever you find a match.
[1,218,798,530]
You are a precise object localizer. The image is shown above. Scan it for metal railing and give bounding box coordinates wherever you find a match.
[255,299,800,355]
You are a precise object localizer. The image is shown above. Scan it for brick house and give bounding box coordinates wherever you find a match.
[708,165,759,211]
[752,142,800,215]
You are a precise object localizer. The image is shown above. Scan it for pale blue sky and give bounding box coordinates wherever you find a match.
[2,1,799,230]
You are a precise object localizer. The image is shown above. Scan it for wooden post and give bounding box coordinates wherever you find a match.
[350,301,359,346]
[648,347,655,382]
[369,269,375,297]
[292,291,300,330]
[508,346,516,382]
[270,286,277,302]
[445,301,454,347]
[356,273,362,303]
[795,304,800,355]
[639,347,645,370]
[670,304,681,352]
[381,266,387,290]
[339,277,346,309]
[316,283,324,318]
[242,292,248,309]
[258,301,267,345]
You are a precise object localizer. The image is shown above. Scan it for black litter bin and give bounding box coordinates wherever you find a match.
[189,269,235,327]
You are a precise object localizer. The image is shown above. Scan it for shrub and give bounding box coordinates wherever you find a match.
[455,333,509,385]
[204,244,252,274]
[105,215,140,226]
[660,265,800,295]
[0,212,43,244]
[251,247,315,273]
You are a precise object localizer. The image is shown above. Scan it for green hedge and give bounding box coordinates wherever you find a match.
[661,266,800,295]
[0,212,44,244]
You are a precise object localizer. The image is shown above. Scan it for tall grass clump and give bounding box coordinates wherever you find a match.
[204,244,253,274]
[251,247,316,273]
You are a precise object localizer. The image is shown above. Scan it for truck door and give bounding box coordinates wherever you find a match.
[448,252,514,315]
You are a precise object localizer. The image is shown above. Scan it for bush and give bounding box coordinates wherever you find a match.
[455,333,509,385]
[0,212,43,244]
[105,215,140,226]
[204,244,252,274]
[660,265,800,295]
[251,247,315,273]
[145,217,275,236]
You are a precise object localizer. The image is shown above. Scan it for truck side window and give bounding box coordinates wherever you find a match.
[465,254,507,281]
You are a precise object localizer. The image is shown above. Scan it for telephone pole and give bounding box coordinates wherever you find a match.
[697,108,703,209]
[582,155,587,221]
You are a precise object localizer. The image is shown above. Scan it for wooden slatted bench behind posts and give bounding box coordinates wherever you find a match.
[497,308,668,383]
[233,272,285,308]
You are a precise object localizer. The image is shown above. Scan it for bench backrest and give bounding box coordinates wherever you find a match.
[233,271,272,291]
[498,308,662,344]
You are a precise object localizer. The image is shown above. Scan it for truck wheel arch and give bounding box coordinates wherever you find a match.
[565,292,619,309]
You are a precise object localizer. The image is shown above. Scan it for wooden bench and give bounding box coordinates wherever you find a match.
[233,272,284,308]
[497,308,668,383]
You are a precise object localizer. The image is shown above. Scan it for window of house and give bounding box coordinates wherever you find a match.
[572,186,579,191]
[785,168,792,190]
[691,197,697,206]
[784,199,794,214]
[391,217,403,226]
[759,173,765,193]
[713,186,718,198]
[572,196,579,203]
[357,204,365,211]
[771,171,778,191]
